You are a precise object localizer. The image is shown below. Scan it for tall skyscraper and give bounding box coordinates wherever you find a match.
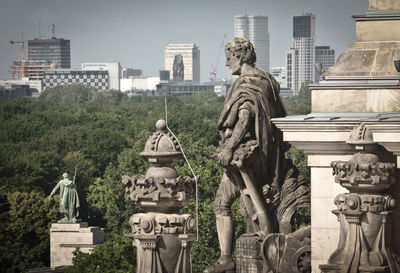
[234,15,270,72]
[286,13,315,95]
[315,46,335,83]
[165,44,200,83]
[28,37,71,69]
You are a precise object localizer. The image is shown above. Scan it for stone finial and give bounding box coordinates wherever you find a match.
[123,119,196,213]
[346,123,374,145]
[369,0,400,11]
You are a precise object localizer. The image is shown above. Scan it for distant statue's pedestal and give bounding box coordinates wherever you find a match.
[50,222,104,268]
[273,1,400,272]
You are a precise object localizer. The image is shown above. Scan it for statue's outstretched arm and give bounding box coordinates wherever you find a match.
[49,182,61,198]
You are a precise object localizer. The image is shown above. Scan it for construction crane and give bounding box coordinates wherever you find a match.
[9,33,26,78]
[209,34,227,82]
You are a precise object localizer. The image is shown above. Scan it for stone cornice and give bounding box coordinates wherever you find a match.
[309,78,400,90]
[272,114,400,163]
[353,12,400,21]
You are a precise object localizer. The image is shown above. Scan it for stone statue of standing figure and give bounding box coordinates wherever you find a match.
[204,37,287,273]
[49,170,80,223]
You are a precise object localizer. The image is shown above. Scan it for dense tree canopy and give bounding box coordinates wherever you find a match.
[0,84,310,272]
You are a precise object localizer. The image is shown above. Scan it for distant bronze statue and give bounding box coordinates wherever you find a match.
[49,171,80,223]
[173,54,184,81]
[205,37,310,273]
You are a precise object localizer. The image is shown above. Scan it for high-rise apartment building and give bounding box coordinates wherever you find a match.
[286,48,298,95]
[286,13,315,95]
[165,44,200,83]
[270,67,287,88]
[234,15,270,72]
[28,37,71,69]
[315,46,335,83]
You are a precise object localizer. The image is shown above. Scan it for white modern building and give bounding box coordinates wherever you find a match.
[214,83,231,97]
[315,46,335,83]
[120,77,160,92]
[165,44,200,83]
[270,67,287,88]
[286,13,316,95]
[81,63,121,90]
[234,15,270,72]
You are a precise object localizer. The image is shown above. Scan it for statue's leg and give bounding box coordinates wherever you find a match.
[204,172,238,273]
[216,215,233,258]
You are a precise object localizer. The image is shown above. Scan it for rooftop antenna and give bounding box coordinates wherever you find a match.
[51,24,56,38]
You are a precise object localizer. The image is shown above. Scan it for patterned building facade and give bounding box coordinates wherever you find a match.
[42,69,108,91]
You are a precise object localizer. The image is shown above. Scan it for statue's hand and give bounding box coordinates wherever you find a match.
[220,148,233,167]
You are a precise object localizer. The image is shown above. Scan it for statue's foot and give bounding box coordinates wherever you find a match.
[203,257,235,273]
[57,217,69,223]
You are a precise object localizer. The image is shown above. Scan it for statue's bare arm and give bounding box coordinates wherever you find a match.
[49,182,61,198]
[220,109,251,166]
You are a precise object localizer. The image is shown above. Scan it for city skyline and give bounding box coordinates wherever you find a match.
[0,0,369,82]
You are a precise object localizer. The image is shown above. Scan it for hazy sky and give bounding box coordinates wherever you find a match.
[0,0,369,81]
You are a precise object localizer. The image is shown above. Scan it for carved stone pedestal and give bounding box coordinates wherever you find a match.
[50,222,104,267]
[122,120,197,273]
[236,231,311,273]
[127,213,196,273]
[319,150,398,273]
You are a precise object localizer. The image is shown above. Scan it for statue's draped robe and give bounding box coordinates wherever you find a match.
[51,178,80,219]
[217,68,286,190]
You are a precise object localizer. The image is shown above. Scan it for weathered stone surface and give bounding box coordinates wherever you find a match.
[356,19,400,42]
[325,42,400,77]
[369,0,400,11]
[312,89,400,113]
[50,222,104,268]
